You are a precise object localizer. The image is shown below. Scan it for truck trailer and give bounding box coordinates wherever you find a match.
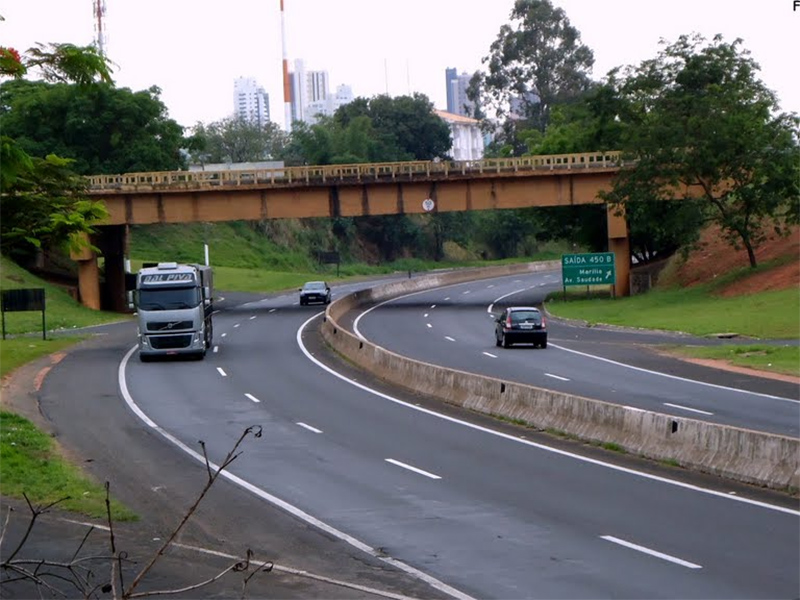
[134,262,214,361]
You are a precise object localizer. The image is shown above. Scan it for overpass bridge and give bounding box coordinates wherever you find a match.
[78,152,637,310]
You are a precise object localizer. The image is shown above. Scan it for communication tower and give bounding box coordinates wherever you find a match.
[93,0,107,56]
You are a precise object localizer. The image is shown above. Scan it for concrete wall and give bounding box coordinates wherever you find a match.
[321,262,800,491]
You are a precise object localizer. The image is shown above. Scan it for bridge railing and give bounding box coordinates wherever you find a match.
[87,151,624,192]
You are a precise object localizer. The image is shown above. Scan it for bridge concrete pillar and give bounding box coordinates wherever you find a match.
[97,225,129,313]
[71,235,101,310]
[606,204,631,297]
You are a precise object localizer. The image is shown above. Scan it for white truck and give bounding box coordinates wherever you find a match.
[134,262,214,362]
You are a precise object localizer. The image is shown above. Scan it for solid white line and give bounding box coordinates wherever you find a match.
[664,402,713,416]
[601,535,702,569]
[295,317,799,516]
[386,458,442,480]
[482,352,498,358]
[545,373,570,382]
[297,422,322,433]
[118,345,475,600]
[62,519,111,531]
[487,287,528,315]
[216,367,227,377]
[445,336,456,342]
[551,343,797,403]
[245,393,260,403]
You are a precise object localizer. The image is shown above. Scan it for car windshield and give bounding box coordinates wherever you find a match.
[510,310,541,324]
[304,282,326,291]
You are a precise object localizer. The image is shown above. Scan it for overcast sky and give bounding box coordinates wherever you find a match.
[2,0,797,129]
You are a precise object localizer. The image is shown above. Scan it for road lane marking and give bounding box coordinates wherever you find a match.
[545,373,570,381]
[462,290,471,294]
[245,393,260,403]
[297,422,322,433]
[119,345,476,600]
[444,297,451,301]
[295,318,799,516]
[234,323,240,328]
[213,346,219,353]
[250,315,256,320]
[424,313,429,318]
[552,343,797,403]
[221,333,227,337]
[426,323,432,328]
[487,288,527,315]
[386,459,441,480]
[269,308,276,313]
[216,367,227,377]
[445,336,456,342]
[600,535,702,569]
[663,403,714,416]
[430,304,437,309]
[482,352,498,358]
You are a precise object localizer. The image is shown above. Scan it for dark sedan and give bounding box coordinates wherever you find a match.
[299,281,331,305]
[494,306,547,348]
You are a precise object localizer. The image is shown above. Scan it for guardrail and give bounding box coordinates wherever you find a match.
[87,151,626,192]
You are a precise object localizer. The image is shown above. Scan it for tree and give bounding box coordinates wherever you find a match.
[469,0,595,133]
[604,34,800,267]
[0,42,113,261]
[191,116,288,165]
[1,80,186,174]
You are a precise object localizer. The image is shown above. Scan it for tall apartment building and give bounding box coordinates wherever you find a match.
[290,59,353,125]
[233,77,270,127]
[445,68,474,117]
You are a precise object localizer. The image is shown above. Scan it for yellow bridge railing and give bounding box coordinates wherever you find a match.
[87,151,626,192]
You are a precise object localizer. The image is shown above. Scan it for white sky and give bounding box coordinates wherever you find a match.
[2,0,797,130]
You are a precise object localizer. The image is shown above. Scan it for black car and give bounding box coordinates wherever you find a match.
[494,306,547,348]
[299,281,331,305]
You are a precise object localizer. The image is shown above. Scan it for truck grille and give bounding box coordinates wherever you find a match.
[149,334,193,349]
[147,320,193,332]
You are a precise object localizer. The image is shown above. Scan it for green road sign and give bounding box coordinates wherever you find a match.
[561,252,615,286]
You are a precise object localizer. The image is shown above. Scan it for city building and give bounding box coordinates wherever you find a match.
[445,68,474,117]
[233,77,270,127]
[434,109,484,161]
[290,59,354,125]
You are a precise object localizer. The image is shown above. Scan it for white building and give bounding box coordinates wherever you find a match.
[233,77,270,127]
[434,110,484,162]
[290,59,353,125]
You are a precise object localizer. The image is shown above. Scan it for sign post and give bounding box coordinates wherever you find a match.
[1,288,46,340]
[561,252,616,296]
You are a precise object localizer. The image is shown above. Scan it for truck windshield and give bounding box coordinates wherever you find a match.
[137,287,201,310]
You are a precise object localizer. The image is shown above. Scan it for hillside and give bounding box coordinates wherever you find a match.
[659,224,799,296]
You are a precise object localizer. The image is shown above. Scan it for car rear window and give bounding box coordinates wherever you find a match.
[510,311,541,324]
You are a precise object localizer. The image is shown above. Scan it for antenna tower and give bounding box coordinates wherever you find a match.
[93,0,107,56]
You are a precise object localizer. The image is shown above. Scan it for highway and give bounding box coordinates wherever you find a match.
[115,273,800,599]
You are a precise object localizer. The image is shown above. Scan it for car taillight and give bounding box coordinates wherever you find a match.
[541,316,546,327]
[505,316,513,328]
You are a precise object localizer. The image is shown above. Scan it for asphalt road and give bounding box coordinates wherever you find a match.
[16,275,799,599]
[349,270,800,437]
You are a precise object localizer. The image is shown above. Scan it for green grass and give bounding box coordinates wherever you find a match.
[0,336,88,379]
[0,411,137,520]
[658,344,799,377]
[546,285,800,339]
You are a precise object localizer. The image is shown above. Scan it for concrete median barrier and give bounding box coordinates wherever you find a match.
[321,262,800,491]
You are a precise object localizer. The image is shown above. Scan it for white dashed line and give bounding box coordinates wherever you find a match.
[482,352,498,358]
[663,403,714,416]
[269,308,276,313]
[213,346,219,353]
[386,459,441,480]
[234,323,240,328]
[462,290,471,294]
[297,422,322,433]
[245,393,260,403]
[545,373,570,382]
[426,323,433,328]
[424,313,429,318]
[445,336,456,342]
[250,315,256,320]
[221,333,227,338]
[216,367,227,377]
[601,536,702,569]
[430,304,437,309]
[444,297,451,301]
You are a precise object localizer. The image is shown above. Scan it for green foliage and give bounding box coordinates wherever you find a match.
[604,34,800,268]
[0,80,186,174]
[191,116,289,164]
[471,0,594,132]
[0,146,109,262]
[23,42,113,85]
[661,344,799,377]
[0,411,136,520]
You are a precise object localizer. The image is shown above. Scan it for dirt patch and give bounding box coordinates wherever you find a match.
[666,224,799,296]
